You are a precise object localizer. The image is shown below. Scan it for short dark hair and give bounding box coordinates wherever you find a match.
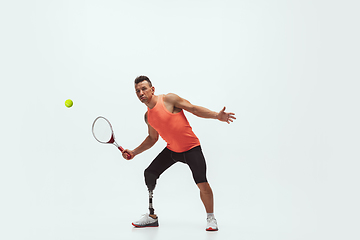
[134,75,152,87]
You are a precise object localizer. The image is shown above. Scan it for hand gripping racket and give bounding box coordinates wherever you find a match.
[92,116,131,159]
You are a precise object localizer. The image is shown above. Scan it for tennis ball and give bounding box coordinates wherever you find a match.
[65,99,73,108]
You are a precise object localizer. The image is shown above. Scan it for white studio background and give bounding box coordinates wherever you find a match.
[0,0,359,240]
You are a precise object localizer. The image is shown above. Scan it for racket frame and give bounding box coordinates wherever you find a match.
[92,116,130,159]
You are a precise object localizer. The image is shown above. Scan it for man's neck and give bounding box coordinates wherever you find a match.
[146,94,158,109]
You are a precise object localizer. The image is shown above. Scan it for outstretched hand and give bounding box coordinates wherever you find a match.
[217,107,236,124]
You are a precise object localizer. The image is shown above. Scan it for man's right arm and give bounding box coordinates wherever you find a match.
[122,113,159,160]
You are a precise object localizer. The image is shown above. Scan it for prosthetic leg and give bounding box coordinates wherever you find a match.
[132,186,159,227]
[145,170,158,217]
[132,168,160,227]
[149,190,155,215]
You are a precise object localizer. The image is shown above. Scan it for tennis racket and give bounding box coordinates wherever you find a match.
[92,116,131,159]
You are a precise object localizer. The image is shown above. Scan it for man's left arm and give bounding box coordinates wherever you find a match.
[167,93,236,124]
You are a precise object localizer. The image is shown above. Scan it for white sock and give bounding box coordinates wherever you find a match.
[207,213,214,218]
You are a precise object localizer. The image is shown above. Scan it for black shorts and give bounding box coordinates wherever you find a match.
[145,145,207,184]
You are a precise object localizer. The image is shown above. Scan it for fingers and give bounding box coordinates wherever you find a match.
[229,114,236,119]
[219,107,236,124]
[122,149,134,160]
[225,112,236,124]
[226,117,234,124]
[221,107,236,117]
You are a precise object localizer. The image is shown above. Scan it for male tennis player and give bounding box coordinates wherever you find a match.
[122,76,236,231]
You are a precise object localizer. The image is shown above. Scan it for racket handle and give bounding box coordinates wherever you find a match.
[118,146,131,160]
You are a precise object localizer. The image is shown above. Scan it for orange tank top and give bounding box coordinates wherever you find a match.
[147,95,200,153]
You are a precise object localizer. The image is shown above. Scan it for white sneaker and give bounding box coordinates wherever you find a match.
[132,213,159,227]
[206,216,218,231]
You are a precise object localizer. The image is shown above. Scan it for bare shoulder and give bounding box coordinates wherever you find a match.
[163,93,181,103]
[164,93,193,111]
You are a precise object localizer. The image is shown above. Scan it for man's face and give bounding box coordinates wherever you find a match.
[135,81,154,103]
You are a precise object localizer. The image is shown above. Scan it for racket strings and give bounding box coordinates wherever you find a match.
[92,117,114,143]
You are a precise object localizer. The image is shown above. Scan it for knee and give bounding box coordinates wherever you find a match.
[197,182,212,194]
[144,169,158,191]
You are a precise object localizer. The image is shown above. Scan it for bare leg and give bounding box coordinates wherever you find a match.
[197,182,214,213]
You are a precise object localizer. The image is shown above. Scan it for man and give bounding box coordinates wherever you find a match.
[122,76,236,231]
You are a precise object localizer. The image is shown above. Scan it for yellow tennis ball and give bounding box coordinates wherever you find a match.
[65,99,73,108]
